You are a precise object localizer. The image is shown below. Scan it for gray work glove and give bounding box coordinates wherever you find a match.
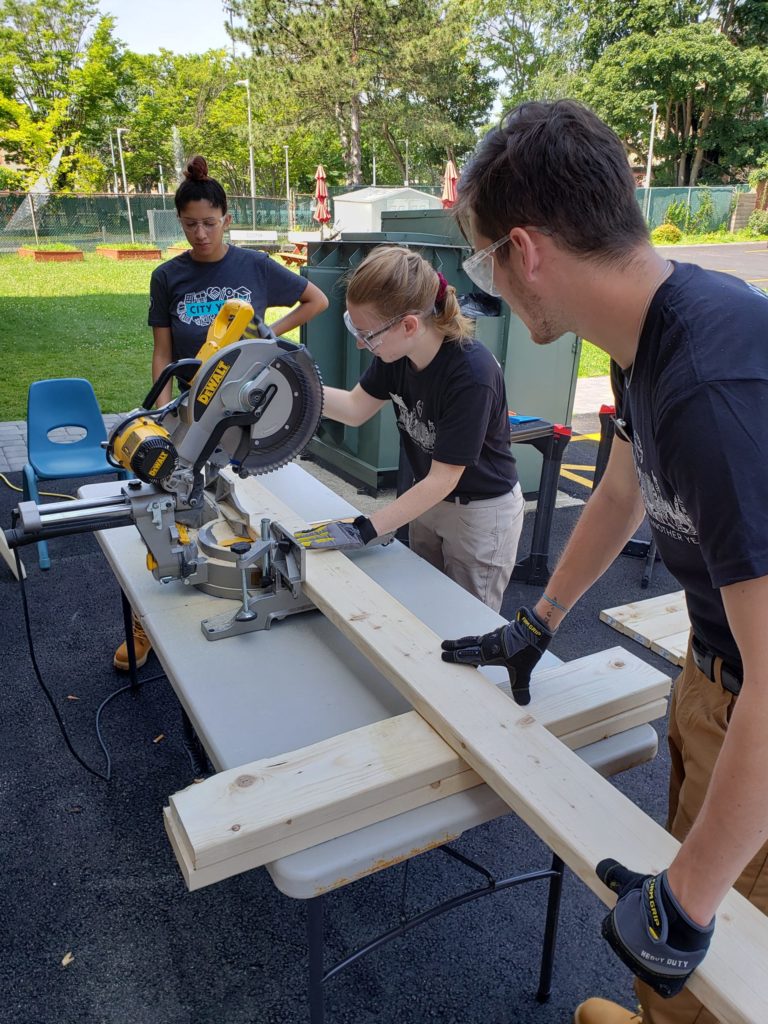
[440,606,554,705]
[598,859,715,998]
[294,515,378,551]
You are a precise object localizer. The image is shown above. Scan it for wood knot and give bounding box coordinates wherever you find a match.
[517,715,536,727]
[230,824,241,832]
[235,775,255,788]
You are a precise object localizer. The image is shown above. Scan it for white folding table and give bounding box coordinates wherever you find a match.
[80,464,658,1023]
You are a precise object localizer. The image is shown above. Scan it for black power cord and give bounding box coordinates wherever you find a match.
[13,548,165,781]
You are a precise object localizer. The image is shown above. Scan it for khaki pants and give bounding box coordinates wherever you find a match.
[637,640,768,1023]
[408,485,524,613]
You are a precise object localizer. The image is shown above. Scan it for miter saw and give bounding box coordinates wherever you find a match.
[5,299,327,640]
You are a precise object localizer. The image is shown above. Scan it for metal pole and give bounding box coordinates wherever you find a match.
[27,192,39,245]
[158,161,166,200]
[236,79,257,230]
[116,128,135,243]
[372,147,377,187]
[643,101,658,223]
[284,144,291,232]
[404,139,409,186]
[108,134,120,194]
[246,81,256,229]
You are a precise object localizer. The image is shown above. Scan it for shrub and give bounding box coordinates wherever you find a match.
[663,198,690,231]
[748,161,768,190]
[690,188,715,233]
[21,242,81,252]
[746,210,768,237]
[96,242,160,251]
[651,223,682,244]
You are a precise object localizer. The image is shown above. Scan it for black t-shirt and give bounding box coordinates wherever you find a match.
[359,339,517,499]
[148,246,307,383]
[612,262,768,664]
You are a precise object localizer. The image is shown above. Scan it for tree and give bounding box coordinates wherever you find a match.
[583,20,768,185]
[229,0,493,185]
[0,0,134,188]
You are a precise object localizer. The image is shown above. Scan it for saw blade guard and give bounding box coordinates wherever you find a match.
[170,337,324,478]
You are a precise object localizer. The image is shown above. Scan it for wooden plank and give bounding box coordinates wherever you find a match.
[600,590,687,630]
[601,592,690,669]
[169,653,670,873]
[166,698,666,891]
[0,529,25,580]
[217,473,768,1024]
[650,629,688,668]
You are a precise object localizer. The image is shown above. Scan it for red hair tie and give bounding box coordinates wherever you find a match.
[435,271,449,306]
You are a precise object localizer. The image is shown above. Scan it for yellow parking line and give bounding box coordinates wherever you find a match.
[571,432,601,442]
[560,467,595,489]
[748,278,768,284]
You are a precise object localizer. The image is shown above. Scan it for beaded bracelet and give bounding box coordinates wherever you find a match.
[541,593,568,613]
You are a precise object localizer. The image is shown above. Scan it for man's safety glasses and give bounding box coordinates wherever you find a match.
[462,236,510,297]
[343,310,414,352]
[462,227,552,297]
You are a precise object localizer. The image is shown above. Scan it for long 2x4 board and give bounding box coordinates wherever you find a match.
[165,474,768,1024]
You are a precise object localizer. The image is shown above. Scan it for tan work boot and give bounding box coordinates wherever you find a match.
[574,999,642,1024]
[113,612,152,670]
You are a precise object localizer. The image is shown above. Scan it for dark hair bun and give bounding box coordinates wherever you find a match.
[184,155,209,182]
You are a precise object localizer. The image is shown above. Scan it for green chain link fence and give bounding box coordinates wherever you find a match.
[0,185,745,252]
[635,186,746,231]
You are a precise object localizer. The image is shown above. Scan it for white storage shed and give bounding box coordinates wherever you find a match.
[332,186,442,234]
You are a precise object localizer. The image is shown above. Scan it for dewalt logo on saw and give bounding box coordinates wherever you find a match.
[147,450,169,478]
[194,355,236,419]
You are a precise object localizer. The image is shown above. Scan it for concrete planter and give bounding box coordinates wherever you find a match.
[97,247,162,260]
[18,248,84,262]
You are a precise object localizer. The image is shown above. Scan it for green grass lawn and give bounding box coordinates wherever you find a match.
[0,253,616,421]
[0,253,302,421]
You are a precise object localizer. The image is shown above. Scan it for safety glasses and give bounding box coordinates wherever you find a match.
[343,309,414,352]
[462,236,510,297]
[463,227,553,297]
[179,215,227,232]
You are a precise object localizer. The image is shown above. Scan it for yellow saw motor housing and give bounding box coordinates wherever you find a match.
[112,417,178,483]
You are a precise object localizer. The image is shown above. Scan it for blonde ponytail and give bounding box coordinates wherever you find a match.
[345,245,475,344]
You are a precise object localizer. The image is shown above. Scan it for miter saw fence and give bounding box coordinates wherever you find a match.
[5,300,326,640]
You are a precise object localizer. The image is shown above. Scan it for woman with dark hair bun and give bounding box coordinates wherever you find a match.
[146,154,328,408]
[113,154,328,671]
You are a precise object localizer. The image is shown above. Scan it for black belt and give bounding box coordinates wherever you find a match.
[691,635,742,696]
[444,492,509,505]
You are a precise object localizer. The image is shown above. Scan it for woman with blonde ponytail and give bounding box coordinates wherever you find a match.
[296,245,524,612]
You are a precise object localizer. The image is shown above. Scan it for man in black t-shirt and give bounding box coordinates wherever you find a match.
[441,101,768,1024]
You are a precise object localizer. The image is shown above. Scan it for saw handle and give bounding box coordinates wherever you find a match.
[192,299,255,372]
[141,358,201,411]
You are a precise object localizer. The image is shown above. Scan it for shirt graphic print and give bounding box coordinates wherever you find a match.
[178,285,253,327]
[391,394,436,453]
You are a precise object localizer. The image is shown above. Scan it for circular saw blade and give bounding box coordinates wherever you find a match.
[238,342,324,475]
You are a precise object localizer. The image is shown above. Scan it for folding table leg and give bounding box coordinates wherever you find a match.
[307,896,325,1024]
[536,853,564,1002]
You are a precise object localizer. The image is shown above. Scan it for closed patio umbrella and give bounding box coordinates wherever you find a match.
[441,158,458,209]
[313,164,331,236]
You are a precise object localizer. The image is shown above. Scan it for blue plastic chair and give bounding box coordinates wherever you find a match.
[23,378,129,569]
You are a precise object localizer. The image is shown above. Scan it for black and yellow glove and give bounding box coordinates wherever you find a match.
[440,606,553,706]
[597,859,715,999]
[294,515,378,551]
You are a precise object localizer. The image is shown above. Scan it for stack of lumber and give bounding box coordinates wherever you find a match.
[601,591,689,668]
[165,647,670,891]
[164,476,768,1023]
